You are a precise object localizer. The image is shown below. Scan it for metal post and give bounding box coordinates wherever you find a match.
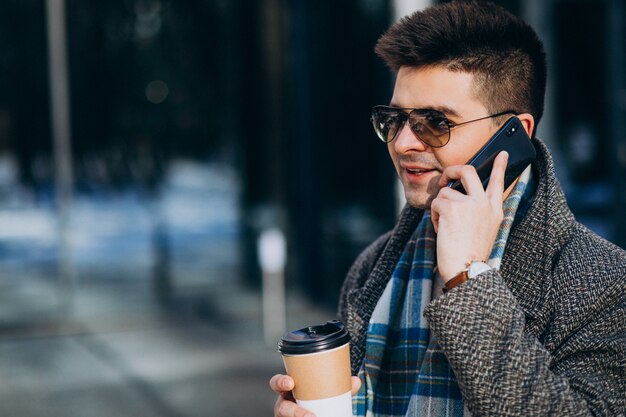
[392,0,432,214]
[258,228,287,347]
[523,0,556,149]
[392,0,431,21]
[46,0,75,312]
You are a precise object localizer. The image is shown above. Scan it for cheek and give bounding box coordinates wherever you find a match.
[433,144,472,169]
[431,149,452,171]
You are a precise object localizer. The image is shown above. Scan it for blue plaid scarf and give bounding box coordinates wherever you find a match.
[353,167,533,417]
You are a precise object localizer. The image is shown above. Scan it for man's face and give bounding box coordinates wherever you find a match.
[388,66,501,209]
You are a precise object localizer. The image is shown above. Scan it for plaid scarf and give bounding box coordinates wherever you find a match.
[353,166,533,417]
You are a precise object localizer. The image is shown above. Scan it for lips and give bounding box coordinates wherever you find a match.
[401,165,437,182]
[402,164,435,174]
[406,168,433,175]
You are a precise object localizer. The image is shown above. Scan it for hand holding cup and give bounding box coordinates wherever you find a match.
[270,374,362,417]
[272,320,357,417]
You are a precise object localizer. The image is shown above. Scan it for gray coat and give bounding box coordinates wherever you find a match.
[337,139,626,416]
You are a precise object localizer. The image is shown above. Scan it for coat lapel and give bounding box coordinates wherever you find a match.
[500,139,575,335]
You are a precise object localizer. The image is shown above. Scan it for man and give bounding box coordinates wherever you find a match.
[270,1,626,416]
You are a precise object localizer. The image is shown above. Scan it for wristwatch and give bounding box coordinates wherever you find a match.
[442,261,492,293]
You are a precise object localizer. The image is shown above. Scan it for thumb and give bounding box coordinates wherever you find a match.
[351,376,362,396]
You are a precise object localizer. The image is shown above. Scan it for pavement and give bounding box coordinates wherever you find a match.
[0,278,336,417]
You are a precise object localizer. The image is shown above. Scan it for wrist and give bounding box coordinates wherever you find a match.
[440,249,492,283]
[442,260,491,293]
[441,262,468,283]
[441,258,484,283]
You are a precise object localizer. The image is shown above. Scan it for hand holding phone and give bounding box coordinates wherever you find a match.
[447,116,536,194]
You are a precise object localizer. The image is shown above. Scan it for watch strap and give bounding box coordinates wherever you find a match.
[442,270,469,293]
[442,260,489,293]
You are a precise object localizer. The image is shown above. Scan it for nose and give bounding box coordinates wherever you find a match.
[392,120,429,154]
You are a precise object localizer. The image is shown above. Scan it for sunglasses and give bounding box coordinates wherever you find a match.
[371,105,515,148]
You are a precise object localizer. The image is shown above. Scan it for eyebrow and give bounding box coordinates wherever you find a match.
[388,102,462,118]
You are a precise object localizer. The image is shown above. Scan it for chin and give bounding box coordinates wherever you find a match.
[405,193,435,210]
[401,177,440,210]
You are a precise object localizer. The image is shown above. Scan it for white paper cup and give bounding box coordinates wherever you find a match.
[278,320,352,417]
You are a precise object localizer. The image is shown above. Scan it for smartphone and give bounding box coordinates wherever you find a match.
[447,116,536,194]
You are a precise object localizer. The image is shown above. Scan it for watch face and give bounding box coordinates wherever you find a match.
[468,261,492,279]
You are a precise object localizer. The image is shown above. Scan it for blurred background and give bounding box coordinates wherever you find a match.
[0,0,624,416]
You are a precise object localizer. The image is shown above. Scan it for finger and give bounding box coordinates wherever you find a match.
[485,151,508,200]
[351,376,362,396]
[270,374,294,394]
[431,211,439,234]
[437,164,473,187]
[275,397,316,417]
[438,165,484,196]
[430,200,441,234]
[436,186,465,201]
[269,374,281,392]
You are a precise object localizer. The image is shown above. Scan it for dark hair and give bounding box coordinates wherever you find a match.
[375,1,547,135]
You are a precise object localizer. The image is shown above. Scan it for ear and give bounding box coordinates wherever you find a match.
[516,113,535,138]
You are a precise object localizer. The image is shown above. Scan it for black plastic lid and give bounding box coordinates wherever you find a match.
[278,320,350,355]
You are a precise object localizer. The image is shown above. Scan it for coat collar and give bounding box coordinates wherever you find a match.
[500,138,575,321]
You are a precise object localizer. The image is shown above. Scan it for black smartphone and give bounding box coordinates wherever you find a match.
[447,116,536,194]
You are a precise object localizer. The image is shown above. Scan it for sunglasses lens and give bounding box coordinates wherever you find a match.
[409,111,450,147]
[372,107,404,143]
[372,107,450,147]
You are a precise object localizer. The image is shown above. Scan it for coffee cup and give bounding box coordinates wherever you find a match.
[278,320,352,417]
